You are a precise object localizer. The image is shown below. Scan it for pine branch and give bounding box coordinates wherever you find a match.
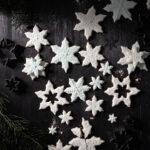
[0,96,46,150]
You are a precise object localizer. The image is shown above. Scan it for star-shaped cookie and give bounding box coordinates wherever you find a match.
[104,0,137,22]
[69,118,104,149]
[85,95,104,116]
[59,110,73,125]
[99,61,113,76]
[108,114,117,124]
[22,54,48,80]
[74,6,106,39]
[51,38,80,72]
[25,25,49,52]
[79,43,104,68]
[64,77,90,102]
[89,76,104,90]
[105,75,140,107]
[117,42,149,74]
[35,80,69,114]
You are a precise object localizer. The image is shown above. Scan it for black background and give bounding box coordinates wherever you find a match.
[0,0,150,149]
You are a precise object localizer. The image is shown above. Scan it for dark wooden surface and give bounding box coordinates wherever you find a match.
[0,0,150,149]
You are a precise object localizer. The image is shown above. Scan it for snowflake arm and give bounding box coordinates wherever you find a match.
[86,136,104,150]
[25,25,49,52]
[51,38,80,72]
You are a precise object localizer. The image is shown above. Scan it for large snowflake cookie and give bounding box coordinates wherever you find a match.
[69,118,104,150]
[35,80,69,115]
[22,54,48,80]
[48,139,71,150]
[51,38,80,72]
[79,43,104,68]
[105,75,140,107]
[74,6,106,40]
[64,77,90,102]
[85,95,103,116]
[117,42,149,74]
[104,0,137,22]
[25,25,49,52]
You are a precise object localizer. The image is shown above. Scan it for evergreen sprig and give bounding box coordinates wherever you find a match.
[0,96,46,150]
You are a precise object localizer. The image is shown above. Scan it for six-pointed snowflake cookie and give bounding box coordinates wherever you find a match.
[22,54,48,80]
[85,95,104,116]
[105,75,140,107]
[25,25,49,52]
[89,76,104,90]
[48,139,71,150]
[48,125,57,135]
[74,6,106,39]
[108,114,117,124]
[64,77,91,102]
[69,118,104,150]
[35,80,69,115]
[59,110,73,125]
[51,38,80,72]
[118,42,149,74]
[104,0,137,22]
[79,43,104,68]
[99,61,113,76]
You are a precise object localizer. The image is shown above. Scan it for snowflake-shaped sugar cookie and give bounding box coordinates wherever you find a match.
[104,0,137,22]
[74,6,106,39]
[48,125,57,135]
[117,42,149,74]
[99,61,113,76]
[69,118,104,150]
[25,25,49,52]
[64,77,90,102]
[108,114,117,124]
[79,43,104,68]
[48,139,71,150]
[59,110,73,125]
[22,54,48,80]
[85,95,104,116]
[89,76,104,90]
[35,80,69,115]
[51,38,80,72]
[105,75,140,107]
